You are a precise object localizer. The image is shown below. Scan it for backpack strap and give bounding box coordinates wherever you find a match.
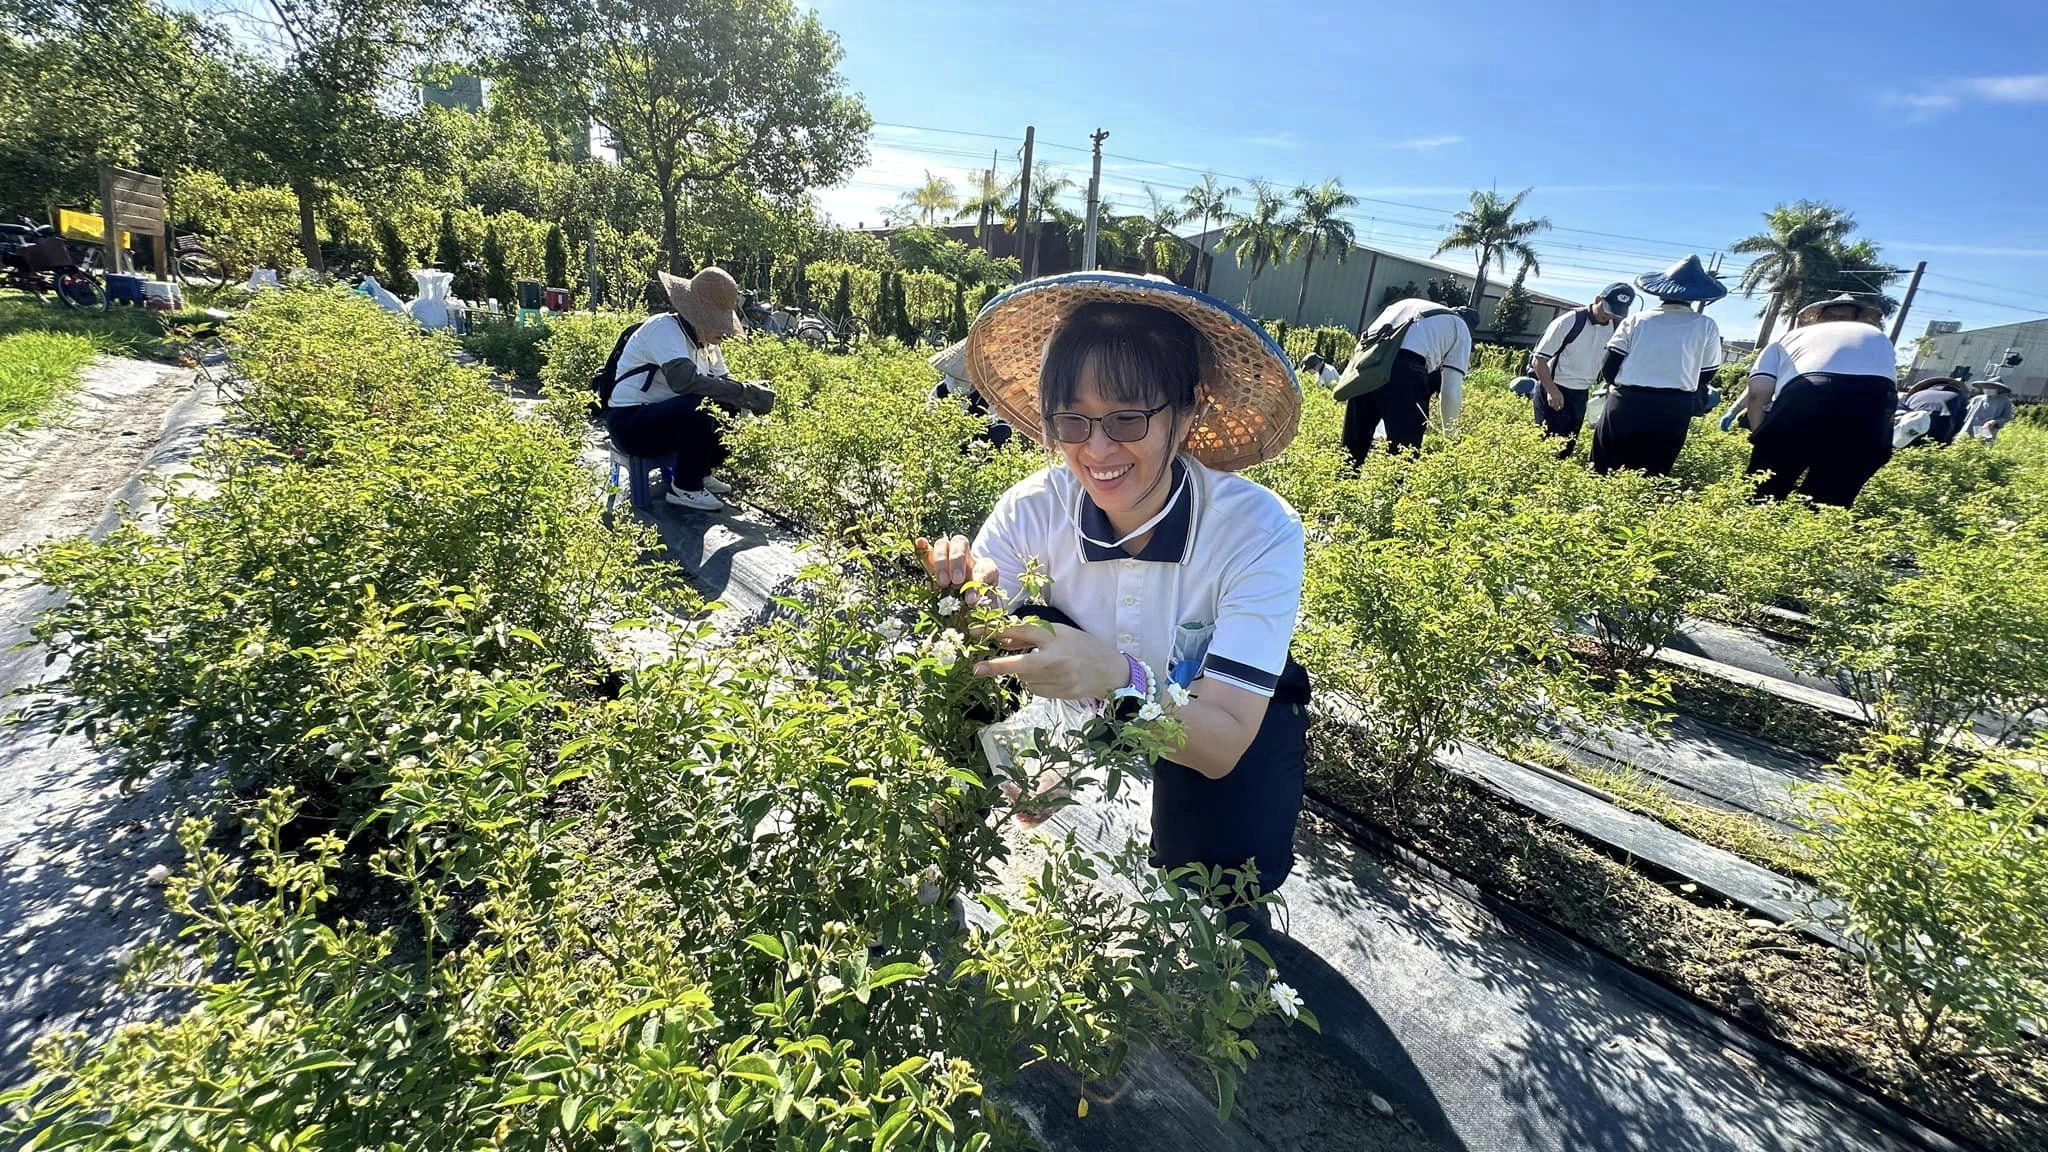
[1537,308,1591,362]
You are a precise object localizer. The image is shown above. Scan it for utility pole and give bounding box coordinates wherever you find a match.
[1081,128,1109,271]
[1016,127,1036,279]
[1889,260,1928,342]
[979,149,996,255]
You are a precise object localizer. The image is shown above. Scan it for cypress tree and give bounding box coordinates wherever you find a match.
[544,224,568,289]
[948,278,969,342]
[831,269,851,325]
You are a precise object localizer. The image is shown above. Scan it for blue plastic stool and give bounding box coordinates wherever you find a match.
[105,274,147,307]
[608,445,675,512]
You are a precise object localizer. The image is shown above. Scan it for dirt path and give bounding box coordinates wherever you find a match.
[0,356,219,1087]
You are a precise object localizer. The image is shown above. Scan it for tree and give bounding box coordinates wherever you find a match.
[1425,277,1471,307]
[222,0,457,271]
[1220,181,1288,310]
[1286,179,1358,323]
[482,222,514,306]
[1180,173,1239,294]
[375,218,415,296]
[497,0,870,275]
[896,170,958,227]
[949,278,969,342]
[1380,281,1424,309]
[1433,187,1549,317]
[544,223,569,289]
[1732,200,1855,345]
[1491,262,1533,337]
[958,165,1019,252]
[1025,163,1077,277]
[831,268,851,325]
[1137,187,1186,278]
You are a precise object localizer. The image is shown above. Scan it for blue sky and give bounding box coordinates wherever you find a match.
[810,0,2048,345]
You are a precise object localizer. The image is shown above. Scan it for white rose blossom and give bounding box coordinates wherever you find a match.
[1267,981,1303,1019]
[816,974,844,998]
[1136,700,1163,722]
[1165,682,1192,708]
[936,595,963,616]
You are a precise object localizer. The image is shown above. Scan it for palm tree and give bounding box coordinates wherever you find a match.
[957,166,1019,253]
[1138,187,1186,277]
[1286,179,1358,323]
[897,170,959,227]
[1219,181,1288,309]
[1027,163,1078,275]
[1433,188,1549,321]
[1180,173,1239,293]
[1731,201,1855,344]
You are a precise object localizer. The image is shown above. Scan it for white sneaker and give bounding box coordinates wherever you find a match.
[701,475,733,495]
[663,486,726,512]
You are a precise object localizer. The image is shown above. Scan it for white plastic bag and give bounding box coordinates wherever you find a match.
[357,275,406,315]
[408,268,453,330]
[979,695,1099,820]
[1892,408,1932,449]
[242,268,281,292]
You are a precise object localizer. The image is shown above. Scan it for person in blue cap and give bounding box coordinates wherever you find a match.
[1517,283,1634,450]
[1592,256,1725,476]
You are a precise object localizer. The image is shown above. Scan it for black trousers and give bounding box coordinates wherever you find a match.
[1747,373,1896,508]
[1592,386,1695,477]
[1342,349,1432,463]
[1534,384,1591,444]
[605,394,728,490]
[1151,659,1311,896]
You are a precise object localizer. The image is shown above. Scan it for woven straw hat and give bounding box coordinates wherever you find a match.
[964,272,1299,471]
[1795,292,1884,326]
[657,267,743,341]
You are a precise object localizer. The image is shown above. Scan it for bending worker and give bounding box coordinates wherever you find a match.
[1743,293,1899,507]
[1592,256,1724,477]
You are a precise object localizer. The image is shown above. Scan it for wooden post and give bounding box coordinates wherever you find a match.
[1015,127,1036,279]
[1889,261,1927,343]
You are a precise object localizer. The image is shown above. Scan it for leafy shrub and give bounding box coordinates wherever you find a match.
[1854,437,2016,550]
[1471,342,1522,375]
[537,310,638,430]
[373,218,416,296]
[177,169,303,275]
[461,316,547,378]
[1801,737,2048,1062]
[810,261,960,330]
[1812,497,2048,753]
[722,340,1042,544]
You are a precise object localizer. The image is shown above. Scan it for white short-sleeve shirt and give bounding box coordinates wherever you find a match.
[972,457,1305,698]
[1750,321,1897,385]
[1606,303,1722,391]
[1367,297,1472,381]
[1532,308,1618,390]
[610,314,732,407]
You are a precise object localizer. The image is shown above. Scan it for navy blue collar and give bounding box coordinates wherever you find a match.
[1076,459,1195,563]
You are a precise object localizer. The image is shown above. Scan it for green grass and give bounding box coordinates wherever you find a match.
[0,290,219,361]
[0,330,98,432]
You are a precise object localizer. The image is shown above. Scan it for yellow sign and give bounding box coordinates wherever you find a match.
[56,208,135,248]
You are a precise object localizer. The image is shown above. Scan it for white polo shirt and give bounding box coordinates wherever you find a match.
[1368,297,1472,381]
[1750,321,1897,385]
[611,314,731,407]
[973,456,1304,699]
[1606,303,1722,391]
[1532,308,1617,390]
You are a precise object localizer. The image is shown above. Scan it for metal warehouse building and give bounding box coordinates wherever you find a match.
[1908,317,2048,399]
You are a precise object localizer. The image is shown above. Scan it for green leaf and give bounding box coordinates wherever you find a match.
[743,933,786,961]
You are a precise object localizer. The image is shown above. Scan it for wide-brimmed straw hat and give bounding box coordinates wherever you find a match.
[1906,376,1964,396]
[1796,292,1884,326]
[1635,255,1728,304]
[964,272,1299,471]
[1978,377,2013,393]
[657,267,743,341]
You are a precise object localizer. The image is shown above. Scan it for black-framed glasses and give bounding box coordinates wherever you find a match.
[1046,402,1170,444]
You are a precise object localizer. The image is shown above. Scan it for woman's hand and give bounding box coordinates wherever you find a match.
[973,622,1127,701]
[916,535,999,597]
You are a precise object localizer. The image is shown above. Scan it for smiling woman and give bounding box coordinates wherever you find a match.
[920,271,1312,898]
[0,330,96,432]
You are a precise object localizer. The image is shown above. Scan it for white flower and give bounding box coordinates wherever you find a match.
[145,863,172,885]
[937,595,963,616]
[916,865,943,906]
[239,640,266,659]
[1136,700,1163,722]
[817,974,844,998]
[876,618,906,641]
[324,742,346,757]
[1267,981,1302,1020]
[1165,682,1191,708]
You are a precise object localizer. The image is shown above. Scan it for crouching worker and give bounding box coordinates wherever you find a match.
[930,339,1014,449]
[919,272,1310,900]
[1744,293,1898,507]
[607,267,775,512]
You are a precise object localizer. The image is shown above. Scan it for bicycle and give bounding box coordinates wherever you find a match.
[795,311,866,353]
[0,218,107,310]
[171,231,228,290]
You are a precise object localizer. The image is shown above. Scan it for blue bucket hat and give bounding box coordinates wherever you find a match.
[1598,282,1636,316]
[1635,255,1728,304]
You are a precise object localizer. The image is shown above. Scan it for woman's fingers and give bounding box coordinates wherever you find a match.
[973,649,1044,679]
[987,621,1057,650]
[915,535,975,587]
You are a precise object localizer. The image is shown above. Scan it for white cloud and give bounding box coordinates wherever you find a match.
[1387,135,1463,150]
[1887,73,2048,120]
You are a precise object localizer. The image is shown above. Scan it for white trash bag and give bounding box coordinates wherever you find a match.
[242,268,281,292]
[1892,408,1933,449]
[409,268,454,330]
[357,274,406,315]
